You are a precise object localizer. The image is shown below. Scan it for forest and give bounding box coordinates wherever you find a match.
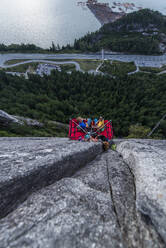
[0,69,166,138]
[0,43,44,53]
[71,9,166,54]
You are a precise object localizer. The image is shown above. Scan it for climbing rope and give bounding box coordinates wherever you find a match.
[147,113,166,137]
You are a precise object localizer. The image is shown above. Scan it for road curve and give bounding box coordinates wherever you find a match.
[1,60,83,72]
[0,53,166,68]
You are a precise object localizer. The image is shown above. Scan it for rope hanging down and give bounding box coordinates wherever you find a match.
[147,113,166,137]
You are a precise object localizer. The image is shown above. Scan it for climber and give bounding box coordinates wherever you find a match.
[69,118,113,141]
[97,116,105,131]
[76,117,86,130]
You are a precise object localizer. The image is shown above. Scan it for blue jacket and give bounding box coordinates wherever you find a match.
[79,121,86,129]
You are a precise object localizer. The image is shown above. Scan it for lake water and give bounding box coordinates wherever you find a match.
[0,0,165,49]
[0,0,100,48]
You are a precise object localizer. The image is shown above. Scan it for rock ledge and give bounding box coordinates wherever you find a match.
[0,138,102,218]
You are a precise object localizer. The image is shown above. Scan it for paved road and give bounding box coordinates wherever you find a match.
[2,59,82,72]
[0,53,166,68]
[128,65,140,75]
[158,70,166,75]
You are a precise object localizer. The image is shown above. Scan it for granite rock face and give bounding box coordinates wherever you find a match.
[0,138,166,248]
[0,109,69,128]
[117,140,166,244]
[0,110,23,126]
[0,109,45,127]
[13,116,44,127]
[0,138,102,218]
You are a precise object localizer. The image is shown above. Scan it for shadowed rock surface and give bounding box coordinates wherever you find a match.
[0,138,102,219]
[0,138,166,248]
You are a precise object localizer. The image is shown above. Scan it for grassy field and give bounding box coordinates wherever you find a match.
[100,60,136,76]
[2,62,39,73]
[75,60,101,72]
[4,59,32,65]
[139,65,166,73]
[60,64,76,72]
[48,59,102,71]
